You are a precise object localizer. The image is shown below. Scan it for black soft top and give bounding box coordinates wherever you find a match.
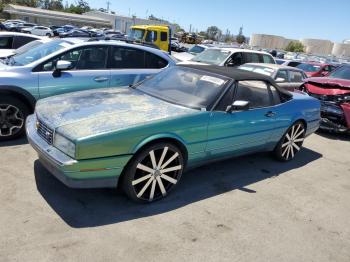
[178,64,291,96]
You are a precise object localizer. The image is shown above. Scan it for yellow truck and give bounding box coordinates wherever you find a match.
[129,25,171,53]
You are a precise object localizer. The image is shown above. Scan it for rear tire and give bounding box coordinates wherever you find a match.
[274,121,306,161]
[0,96,29,141]
[122,142,184,203]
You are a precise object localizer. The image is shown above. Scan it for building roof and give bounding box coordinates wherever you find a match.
[4,4,111,26]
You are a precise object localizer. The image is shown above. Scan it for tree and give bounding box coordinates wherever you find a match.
[285,41,304,52]
[235,26,246,44]
[173,23,184,33]
[65,0,90,14]
[236,34,246,44]
[206,26,221,41]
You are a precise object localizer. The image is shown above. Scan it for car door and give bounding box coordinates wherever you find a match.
[36,45,110,98]
[108,46,168,87]
[206,80,277,156]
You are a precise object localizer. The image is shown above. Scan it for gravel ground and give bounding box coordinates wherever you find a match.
[0,132,349,262]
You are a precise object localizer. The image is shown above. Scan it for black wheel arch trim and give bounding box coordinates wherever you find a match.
[0,85,37,112]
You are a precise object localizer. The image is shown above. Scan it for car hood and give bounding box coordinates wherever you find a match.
[0,49,15,59]
[177,60,210,66]
[172,52,195,62]
[0,61,11,70]
[304,77,350,95]
[35,87,197,140]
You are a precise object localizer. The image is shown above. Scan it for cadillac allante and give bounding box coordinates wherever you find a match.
[26,65,321,202]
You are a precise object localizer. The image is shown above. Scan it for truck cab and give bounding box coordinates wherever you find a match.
[129,25,171,53]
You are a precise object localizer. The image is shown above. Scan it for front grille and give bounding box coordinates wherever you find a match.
[37,119,54,145]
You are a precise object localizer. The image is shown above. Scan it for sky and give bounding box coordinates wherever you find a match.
[70,0,350,43]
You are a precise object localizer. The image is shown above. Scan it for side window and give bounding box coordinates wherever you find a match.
[40,46,108,71]
[0,36,14,49]
[160,32,167,41]
[228,52,243,66]
[235,80,272,108]
[262,54,274,63]
[145,52,168,69]
[109,46,145,69]
[245,52,260,63]
[275,70,289,82]
[13,36,35,49]
[145,31,157,42]
[289,71,304,82]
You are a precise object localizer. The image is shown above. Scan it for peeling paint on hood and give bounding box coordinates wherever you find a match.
[35,87,197,140]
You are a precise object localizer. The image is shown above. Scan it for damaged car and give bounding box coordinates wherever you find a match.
[26,65,320,202]
[301,65,350,133]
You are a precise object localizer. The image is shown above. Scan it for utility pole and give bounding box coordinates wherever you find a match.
[106,0,111,12]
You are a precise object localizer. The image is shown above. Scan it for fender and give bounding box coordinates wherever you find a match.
[132,132,188,154]
[0,85,37,111]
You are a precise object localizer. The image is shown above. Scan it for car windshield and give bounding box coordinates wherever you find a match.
[14,40,43,55]
[136,66,229,109]
[10,39,72,66]
[191,49,231,65]
[238,65,275,76]
[129,29,145,41]
[296,63,321,72]
[328,66,350,80]
[189,45,205,54]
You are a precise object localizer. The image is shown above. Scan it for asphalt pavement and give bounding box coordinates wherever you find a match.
[0,132,349,262]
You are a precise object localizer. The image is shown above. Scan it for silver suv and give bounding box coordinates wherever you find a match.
[0,39,176,140]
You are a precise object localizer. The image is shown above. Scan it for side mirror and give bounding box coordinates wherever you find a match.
[226,100,250,113]
[56,60,72,70]
[53,60,72,78]
[275,77,285,83]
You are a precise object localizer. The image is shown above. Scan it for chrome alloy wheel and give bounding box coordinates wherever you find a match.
[132,146,183,202]
[0,104,24,137]
[280,123,305,160]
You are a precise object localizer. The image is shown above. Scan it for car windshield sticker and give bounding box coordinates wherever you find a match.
[200,75,225,86]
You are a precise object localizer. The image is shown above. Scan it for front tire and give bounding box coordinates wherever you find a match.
[274,121,306,161]
[0,96,29,141]
[122,142,184,203]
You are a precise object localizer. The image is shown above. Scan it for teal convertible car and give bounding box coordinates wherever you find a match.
[26,65,320,202]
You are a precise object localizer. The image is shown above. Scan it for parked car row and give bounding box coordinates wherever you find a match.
[0,20,126,40]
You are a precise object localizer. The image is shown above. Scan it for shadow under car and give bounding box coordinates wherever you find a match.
[34,148,322,228]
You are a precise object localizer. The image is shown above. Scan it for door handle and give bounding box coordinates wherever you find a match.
[94,77,109,82]
[265,111,276,117]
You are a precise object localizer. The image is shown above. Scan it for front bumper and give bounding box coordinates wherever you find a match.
[26,114,132,188]
[319,102,350,133]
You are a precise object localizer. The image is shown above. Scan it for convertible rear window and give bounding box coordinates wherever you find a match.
[136,66,229,109]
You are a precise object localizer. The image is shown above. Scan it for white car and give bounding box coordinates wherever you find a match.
[0,32,42,58]
[172,44,213,62]
[179,47,276,67]
[0,37,51,59]
[22,26,53,37]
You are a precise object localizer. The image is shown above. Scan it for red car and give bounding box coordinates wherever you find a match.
[296,62,337,77]
[301,65,350,133]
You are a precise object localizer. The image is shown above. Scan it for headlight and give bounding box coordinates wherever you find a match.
[53,133,76,158]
